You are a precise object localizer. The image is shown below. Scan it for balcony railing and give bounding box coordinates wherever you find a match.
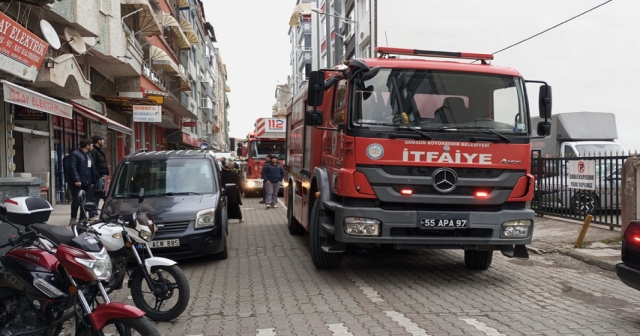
[143,63,167,92]
[122,22,143,56]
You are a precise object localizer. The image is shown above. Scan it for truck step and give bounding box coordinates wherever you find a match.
[321,242,346,253]
[321,223,335,234]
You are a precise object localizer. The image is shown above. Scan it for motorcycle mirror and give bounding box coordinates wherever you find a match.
[138,188,145,204]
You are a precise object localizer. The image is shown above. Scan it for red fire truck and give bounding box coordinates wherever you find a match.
[238,118,287,196]
[284,47,552,269]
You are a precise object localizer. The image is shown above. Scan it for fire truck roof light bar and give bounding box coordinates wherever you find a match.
[375,47,494,61]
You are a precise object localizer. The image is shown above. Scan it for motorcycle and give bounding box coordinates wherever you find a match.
[0,199,160,335]
[71,189,190,322]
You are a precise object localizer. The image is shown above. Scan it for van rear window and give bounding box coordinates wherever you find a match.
[113,159,216,197]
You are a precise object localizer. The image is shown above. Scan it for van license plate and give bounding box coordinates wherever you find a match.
[420,218,468,229]
[151,239,180,248]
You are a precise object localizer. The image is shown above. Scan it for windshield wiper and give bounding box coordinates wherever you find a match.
[430,126,511,143]
[163,192,202,196]
[357,121,432,140]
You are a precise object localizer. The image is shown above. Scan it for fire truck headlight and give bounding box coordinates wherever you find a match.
[500,220,532,238]
[282,181,289,188]
[344,217,380,236]
[247,181,256,188]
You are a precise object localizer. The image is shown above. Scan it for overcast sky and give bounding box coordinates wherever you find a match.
[206,0,640,151]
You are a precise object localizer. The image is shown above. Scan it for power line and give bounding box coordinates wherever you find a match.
[491,0,614,56]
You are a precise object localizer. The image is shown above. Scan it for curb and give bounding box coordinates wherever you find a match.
[556,248,618,272]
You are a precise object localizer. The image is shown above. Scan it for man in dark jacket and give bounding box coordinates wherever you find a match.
[262,154,284,209]
[89,134,108,220]
[69,139,98,225]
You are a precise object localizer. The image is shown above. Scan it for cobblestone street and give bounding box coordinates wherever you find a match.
[97,198,640,335]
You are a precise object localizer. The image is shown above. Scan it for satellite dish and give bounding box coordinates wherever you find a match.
[40,20,61,50]
[63,26,86,54]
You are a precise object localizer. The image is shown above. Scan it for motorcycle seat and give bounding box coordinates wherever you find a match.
[31,223,75,245]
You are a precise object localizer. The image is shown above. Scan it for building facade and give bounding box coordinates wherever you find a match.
[0,0,229,205]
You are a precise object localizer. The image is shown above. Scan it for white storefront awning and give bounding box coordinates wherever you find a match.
[2,80,72,119]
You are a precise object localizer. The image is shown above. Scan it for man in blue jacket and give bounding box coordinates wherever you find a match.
[261,154,284,209]
[69,139,98,225]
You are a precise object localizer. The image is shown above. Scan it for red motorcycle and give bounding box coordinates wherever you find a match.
[0,198,160,335]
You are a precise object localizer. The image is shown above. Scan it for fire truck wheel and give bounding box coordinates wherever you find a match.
[309,199,343,269]
[287,188,305,235]
[464,250,493,270]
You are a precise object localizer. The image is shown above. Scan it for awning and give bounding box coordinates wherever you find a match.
[179,18,199,46]
[163,13,191,49]
[2,80,72,119]
[92,95,157,112]
[121,0,162,36]
[72,102,133,135]
[177,0,189,10]
[163,93,196,119]
[149,46,180,75]
[174,72,191,91]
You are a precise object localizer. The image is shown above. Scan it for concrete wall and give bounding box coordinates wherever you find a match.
[621,157,640,233]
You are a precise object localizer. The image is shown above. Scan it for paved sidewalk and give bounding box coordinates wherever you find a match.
[532,214,623,271]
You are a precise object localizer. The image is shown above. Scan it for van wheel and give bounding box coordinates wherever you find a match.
[309,200,342,269]
[287,188,305,235]
[464,250,493,270]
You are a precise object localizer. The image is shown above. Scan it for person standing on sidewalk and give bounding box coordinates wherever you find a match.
[259,154,270,204]
[262,154,284,209]
[89,134,108,220]
[69,139,98,225]
[221,162,245,222]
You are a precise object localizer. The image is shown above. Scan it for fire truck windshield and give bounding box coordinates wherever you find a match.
[351,69,528,137]
[250,141,285,159]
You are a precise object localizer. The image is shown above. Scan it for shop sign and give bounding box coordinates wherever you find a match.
[147,95,164,104]
[133,105,162,122]
[14,106,47,123]
[2,80,72,118]
[0,12,49,81]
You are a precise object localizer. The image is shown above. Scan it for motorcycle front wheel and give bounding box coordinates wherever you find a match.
[130,264,190,321]
[76,316,160,336]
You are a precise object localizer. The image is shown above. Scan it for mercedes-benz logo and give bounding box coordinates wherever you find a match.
[432,168,458,193]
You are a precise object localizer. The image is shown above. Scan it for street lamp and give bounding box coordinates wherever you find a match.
[311,8,359,59]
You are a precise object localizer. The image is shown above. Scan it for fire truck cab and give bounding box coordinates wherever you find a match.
[284,47,553,270]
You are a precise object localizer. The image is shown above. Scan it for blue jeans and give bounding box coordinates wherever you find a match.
[88,177,103,217]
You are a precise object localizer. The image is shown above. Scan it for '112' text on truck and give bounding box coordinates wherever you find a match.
[284,47,553,270]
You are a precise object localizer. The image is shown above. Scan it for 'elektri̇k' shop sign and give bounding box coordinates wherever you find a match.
[0,12,49,81]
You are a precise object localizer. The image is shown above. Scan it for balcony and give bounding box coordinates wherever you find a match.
[35,54,92,100]
[121,0,162,37]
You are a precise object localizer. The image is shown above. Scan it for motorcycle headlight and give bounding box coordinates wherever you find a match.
[195,208,216,229]
[74,247,112,281]
[138,230,153,242]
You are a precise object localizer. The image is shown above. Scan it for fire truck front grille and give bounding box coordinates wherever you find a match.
[391,185,497,196]
[374,166,509,179]
[390,228,493,238]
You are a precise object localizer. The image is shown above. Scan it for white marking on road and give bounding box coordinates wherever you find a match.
[385,311,431,336]
[459,318,506,336]
[256,328,277,336]
[326,323,354,336]
[278,199,287,209]
[346,271,384,302]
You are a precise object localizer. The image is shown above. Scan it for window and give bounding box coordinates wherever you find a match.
[305,64,311,79]
[564,145,576,157]
[250,141,285,159]
[112,159,216,197]
[304,34,311,48]
[333,79,347,125]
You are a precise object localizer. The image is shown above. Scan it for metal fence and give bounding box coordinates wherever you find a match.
[531,150,631,228]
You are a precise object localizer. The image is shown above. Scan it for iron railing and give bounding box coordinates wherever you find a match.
[531,150,634,228]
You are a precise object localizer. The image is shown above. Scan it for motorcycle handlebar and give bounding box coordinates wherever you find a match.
[0,231,38,249]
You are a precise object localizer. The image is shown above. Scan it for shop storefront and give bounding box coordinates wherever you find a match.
[52,103,133,203]
[2,81,72,203]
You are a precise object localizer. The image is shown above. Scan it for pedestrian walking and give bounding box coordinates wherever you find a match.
[221,162,244,222]
[69,139,98,225]
[89,134,108,220]
[262,154,284,209]
[259,154,270,204]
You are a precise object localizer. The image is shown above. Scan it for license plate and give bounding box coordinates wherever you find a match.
[420,218,468,229]
[151,239,180,248]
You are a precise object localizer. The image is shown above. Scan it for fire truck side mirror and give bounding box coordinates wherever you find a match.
[305,110,323,126]
[236,148,243,156]
[307,71,325,107]
[538,85,552,119]
[536,121,551,137]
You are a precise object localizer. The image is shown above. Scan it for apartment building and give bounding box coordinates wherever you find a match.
[0,0,229,204]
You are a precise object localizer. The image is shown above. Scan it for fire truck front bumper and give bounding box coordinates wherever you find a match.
[326,202,534,249]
